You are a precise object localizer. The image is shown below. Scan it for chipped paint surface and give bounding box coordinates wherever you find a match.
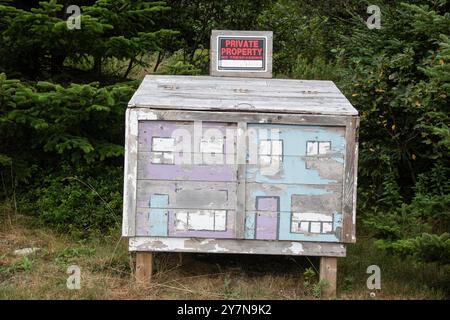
[286,242,304,254]
[255,197,279,240]
[132,118,350,245]
[148,194,169,236]
[246,124,346,184]
[129,237,346,257]
[138,121,237,181]
[168,209,235,238]
[243,124,345,242]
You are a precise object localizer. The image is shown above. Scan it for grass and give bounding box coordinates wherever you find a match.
[0,215,448,300]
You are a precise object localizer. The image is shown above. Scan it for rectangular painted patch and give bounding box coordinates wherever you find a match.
[255,197,279,240]
[175,210,227,232]
[137,120,237,181]
[149,194,169,236]
[310,222,321,233]
[168,209,235,238]
[200,138,224,154]
[152,137,175,152]
[245,213,256,239]
[136,180,237,210]
[292,212,333,222]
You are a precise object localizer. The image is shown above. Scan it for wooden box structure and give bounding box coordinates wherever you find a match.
[123,75,359,296]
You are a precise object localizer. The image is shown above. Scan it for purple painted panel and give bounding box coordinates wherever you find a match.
[257,197,278,211]
[136,209,150,236]
[138,121,237,182]
[142,163,236,181]
[138,121,236,152]
[256,197,279,240]
[167,210,236,239]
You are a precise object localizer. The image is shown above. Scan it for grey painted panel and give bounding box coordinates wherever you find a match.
[291,193,341,213]
[136,180,237,210]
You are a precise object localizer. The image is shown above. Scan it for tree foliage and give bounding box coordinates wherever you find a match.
[339,1,450,263]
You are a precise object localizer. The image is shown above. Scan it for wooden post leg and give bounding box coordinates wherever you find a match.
[135,252,153,284]
[320,257,337,299]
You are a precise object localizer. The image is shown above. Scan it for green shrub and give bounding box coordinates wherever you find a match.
[24,165,123,236]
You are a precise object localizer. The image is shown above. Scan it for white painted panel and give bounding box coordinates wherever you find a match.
[300,222,310,232]
[306,141,318,155]
[259,155,271,166]
[163,152,174,164]
[200,138,224,154]
[151,152,163,164]
[202,153,225,165]
[188,210,215,230]
[272,140,283,155]
[310,222,321,233]
[322,222,333,233]
[259,140,271,155]
[214,210,227,231]
[175,212,188,231]
[219,60,263,68]
[260,156,281,176]
[318,141,331,155]
[153,137,175,152]
[292,212,333,222]
[291,221,299,233]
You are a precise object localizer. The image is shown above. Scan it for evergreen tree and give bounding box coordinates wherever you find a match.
[340,1,450,264]
[0,0,177,80]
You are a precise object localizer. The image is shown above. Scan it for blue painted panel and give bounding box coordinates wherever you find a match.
[245,124,345,242]
[247,184,341,241]
[149,194,169,236]
[246,124,345,185]
[245,213,256,239]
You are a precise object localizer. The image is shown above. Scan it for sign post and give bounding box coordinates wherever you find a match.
[210,30,273,78]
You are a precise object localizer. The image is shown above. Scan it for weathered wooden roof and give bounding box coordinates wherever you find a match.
[128,75,358,116]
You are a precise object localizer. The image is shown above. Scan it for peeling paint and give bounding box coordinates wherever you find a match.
[129,237,346,257]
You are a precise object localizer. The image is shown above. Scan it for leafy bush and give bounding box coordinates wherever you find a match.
[27,166,123,236]
[339,2,450,263]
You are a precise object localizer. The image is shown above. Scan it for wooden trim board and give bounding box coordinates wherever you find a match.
[341,116,359,243]
[129,237,347,257]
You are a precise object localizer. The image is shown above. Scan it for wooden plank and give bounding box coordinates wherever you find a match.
[138,120,237,153]
[319,257,337,298]
[129,237,347,257]
[135,252,153,284]
[135,108,348,126]
[137,152,238,181]
[122,108,140,236]
[235,122,247,238]
[142,84,342,96]
[341,116,359,243]
[134,75,342,91]
[136,180,237,210]
[128,75,358,116]
[130,96,356,116]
